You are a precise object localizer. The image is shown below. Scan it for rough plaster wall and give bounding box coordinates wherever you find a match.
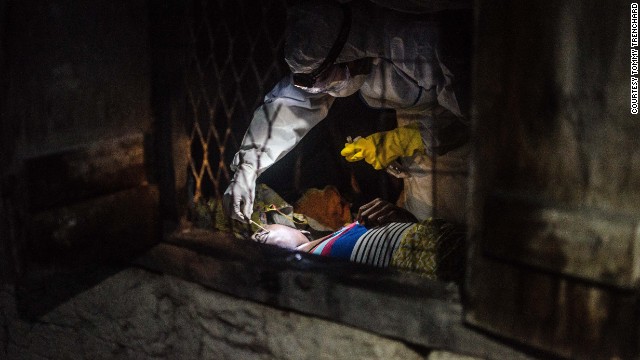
[4,0,151,158]
[0,267,472,360]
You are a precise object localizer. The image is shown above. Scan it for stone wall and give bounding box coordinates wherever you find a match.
[0,267,479,360]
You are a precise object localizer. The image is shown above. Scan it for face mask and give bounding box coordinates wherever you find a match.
[295,64,351,94]
[327,73,367,97]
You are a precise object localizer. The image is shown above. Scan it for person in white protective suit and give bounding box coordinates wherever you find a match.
[224,0,472,226]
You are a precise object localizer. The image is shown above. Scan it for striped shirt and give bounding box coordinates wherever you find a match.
[309,222,415,268]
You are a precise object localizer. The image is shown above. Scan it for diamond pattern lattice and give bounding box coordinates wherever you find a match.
[184,0,288,211]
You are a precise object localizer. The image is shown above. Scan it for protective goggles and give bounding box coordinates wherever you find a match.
[293,64,351,94]
[292,3,351,91]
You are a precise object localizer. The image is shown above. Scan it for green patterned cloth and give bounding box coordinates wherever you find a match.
[252,184,336,238]
[252,184,305,229]
[191,184,299,236]
[391,218,465,282]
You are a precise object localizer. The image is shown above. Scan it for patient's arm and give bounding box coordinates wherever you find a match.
[251,224,310,250]
[251,223,339,253]
[356,198,418,227]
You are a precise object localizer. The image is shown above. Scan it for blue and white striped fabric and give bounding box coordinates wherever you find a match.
[309,222,415,268]
[350,222,414,267]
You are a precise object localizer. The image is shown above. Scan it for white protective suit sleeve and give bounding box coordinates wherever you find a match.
[224,76,334,221]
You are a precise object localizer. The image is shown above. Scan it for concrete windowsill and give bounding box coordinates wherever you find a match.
[133,228,533,360]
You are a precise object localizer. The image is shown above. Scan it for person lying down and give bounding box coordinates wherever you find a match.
[251,218,465,282]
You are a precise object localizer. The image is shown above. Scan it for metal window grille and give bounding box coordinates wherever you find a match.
[183,0,288,227]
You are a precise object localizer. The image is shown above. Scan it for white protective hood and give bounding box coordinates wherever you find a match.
[284,0,472,117]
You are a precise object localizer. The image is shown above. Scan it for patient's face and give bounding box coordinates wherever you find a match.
[251,224,309,249]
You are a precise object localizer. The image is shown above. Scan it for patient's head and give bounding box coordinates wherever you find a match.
[251,224,309,249]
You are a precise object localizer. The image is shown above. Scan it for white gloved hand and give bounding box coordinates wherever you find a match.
[223,163,258,223]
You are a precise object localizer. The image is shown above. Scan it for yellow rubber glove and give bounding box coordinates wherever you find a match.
[340,125,425,170]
